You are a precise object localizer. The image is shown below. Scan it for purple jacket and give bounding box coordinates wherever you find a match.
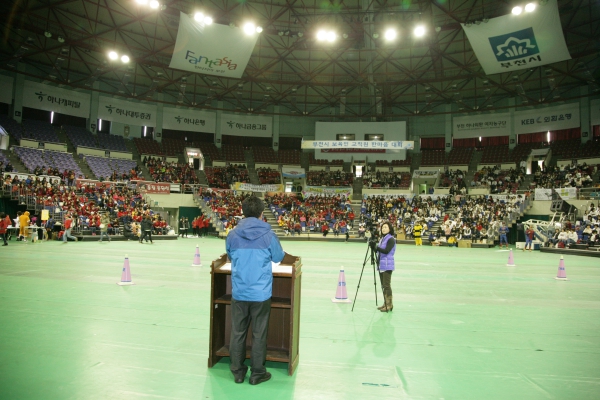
[378,234,396,272]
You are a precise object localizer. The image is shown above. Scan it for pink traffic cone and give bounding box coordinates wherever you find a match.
[506,249,516,267]
[117,254,135,286]
[191,245,202,266]
[331,267,352,303]
[555,256,568,280]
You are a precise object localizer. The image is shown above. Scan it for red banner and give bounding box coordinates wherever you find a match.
[143,183,170,194]
[76,179,116,189]
[321,149,385,153]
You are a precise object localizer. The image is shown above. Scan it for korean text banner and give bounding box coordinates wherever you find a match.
[514,103,579,135]
[22,81,90,118]
[453,112,511,139]
[233,182,283,192]
[301,140,414,150]
[97,96,157,127]
[0,75,14,104]
[169,12,259,79]
[461,0,570,75]
[591,99,600,127]
[220,113,272,137]
[162,107,216,133]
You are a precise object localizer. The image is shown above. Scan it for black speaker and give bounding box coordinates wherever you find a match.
[550,200,574,213]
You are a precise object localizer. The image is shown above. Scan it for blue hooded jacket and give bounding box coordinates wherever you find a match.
[226,217,285,302]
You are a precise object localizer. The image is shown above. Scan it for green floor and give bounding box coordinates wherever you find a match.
[1,238,599,399]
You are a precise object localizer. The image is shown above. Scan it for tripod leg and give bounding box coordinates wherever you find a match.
[352,243,374,312]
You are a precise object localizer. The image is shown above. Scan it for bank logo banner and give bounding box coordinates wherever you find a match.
[97,96,157,127]
[162,107,216,133]
[489,28,539,62]
[23,81,90,118]
[169,12,258,79]
[462,0,570,75]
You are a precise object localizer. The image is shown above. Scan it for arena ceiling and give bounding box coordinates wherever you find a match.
[0,0,598,119]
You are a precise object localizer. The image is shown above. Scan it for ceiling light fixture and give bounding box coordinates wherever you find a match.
[384,28,397,41]
[525,2,536,12]
[512,6,523,15]
[414,25,426,37]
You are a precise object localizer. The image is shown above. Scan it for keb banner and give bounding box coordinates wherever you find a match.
[462,0,570,75]
[98,96,157,127]
[591,99,600,127]
[514,103,579,135]
[453,112,511,139]
[221,113,273,137]
[22,81,90,118]
[301,140,414,150]
[302,186,352,198]
[233,182,283,192]
[162,107,216,133]
[282,166,306,178]
[169,12,259,79]
[0,75,14,104]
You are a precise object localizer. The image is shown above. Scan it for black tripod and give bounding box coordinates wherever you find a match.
[351,238,388,312]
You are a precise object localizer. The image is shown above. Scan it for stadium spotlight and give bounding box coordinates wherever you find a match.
[512,6,523,15]
[256,26,263,33]
[121,55,130,63]
[149,0,160,9]
[525,2,536,12]
[317,30,327,41]
[108,51,118,60]
[326,31,336,42]
[384,28,397,41]
[414,25,426,37]
[243,22,256,35]
[194,12,204,22]
[204,16,213,25]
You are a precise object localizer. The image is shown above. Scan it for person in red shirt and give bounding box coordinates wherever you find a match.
[0,212,11,246]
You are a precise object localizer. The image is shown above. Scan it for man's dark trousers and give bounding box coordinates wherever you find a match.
[229,298,271,378]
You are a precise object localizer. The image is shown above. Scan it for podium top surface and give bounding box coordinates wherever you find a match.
[211,253,302,276]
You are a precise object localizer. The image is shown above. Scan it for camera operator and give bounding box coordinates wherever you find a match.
[370,221,396,312]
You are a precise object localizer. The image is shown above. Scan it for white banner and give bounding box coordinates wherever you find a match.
[221,113,272,137]
[233,182,283,192]
[162,107,216,133]
[591,99,600,127]
[515,103,579,135]
[282,166,305,178]
[301,140,413,150]
[535,187,577,200]
[462,0,570,75]
[303,186,352,197]
[0,75,14,104]
[453,112,511,139]
[97,96,156,127]
[169,12,258,79]
[22,81,90,118]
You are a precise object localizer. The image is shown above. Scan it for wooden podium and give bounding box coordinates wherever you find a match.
[207,252,302,376]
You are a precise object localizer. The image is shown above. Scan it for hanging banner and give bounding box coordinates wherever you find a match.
[0,75,14,104]
[282,166,305,178]
[22,81,90,118]
[453,112,511,139]
[462,0,570,75]
[302,186,352,198]
[535,187,577,200]
[162,107,216,133]
[97,96,157,127]
[221,113,272,137]
[301,140,413,150]
[169,12,259,79]
[233,182,283,192]
[591,99,600,127]
[142,182,171,194]
[514,103,579,135]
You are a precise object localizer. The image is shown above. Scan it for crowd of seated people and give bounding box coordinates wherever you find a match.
[439,169,468,194]
[472,166,523,194]
[204,165,249,189]
[360,193,526,246]
[198,188,250,232]
[547,206,600,248]
[2,173,169,240]
[532,163,594,189]
[306,171,354,186]
[362,171,410,188]
[143,156,199,184]
[265,193,355,237]
[257,167,281,185]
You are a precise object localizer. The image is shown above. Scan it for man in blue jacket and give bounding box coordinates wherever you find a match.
[226,196,285,385]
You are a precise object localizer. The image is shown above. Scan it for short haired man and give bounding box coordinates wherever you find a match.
[226,196,285,385]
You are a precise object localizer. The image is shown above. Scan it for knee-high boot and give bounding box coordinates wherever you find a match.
[379,294,393,312]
